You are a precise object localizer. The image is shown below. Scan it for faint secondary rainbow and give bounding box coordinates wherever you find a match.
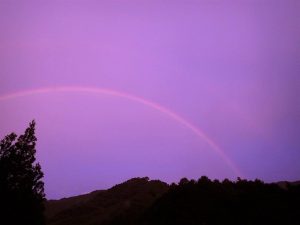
[0,86,242,177]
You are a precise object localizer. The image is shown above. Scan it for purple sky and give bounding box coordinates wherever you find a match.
[0,0,299,199]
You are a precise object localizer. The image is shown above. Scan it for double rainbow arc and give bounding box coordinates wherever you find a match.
[0,86,242,177]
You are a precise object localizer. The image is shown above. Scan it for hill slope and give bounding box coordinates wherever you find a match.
[46,178,300,225]
[46,177,168,225]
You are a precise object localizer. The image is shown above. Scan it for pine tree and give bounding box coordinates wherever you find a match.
[0,121,45,225]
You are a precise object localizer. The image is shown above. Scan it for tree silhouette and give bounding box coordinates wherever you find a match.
[139,177,300,225]
[0,121,45,225]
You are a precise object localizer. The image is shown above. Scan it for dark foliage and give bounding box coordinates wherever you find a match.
[140,176,300,225]
[0,121,45,225]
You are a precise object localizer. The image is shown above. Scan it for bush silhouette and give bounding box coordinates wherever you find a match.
[0,121,45,225]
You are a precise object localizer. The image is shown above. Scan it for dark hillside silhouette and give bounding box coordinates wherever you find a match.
[140,177,300,225]
[46,177,300,225]
[46,177,168,225]
[0,121,45,225]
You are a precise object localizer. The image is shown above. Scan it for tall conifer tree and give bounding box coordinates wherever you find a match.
[0,121,45,225]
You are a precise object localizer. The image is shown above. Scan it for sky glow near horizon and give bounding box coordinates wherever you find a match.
[0,0,299,199]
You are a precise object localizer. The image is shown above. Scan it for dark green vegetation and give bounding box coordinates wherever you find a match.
[0,121,45,225]
[46,177,300,225]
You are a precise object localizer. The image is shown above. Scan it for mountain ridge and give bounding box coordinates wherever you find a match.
[46,177,300,225]
[46,177,169,225]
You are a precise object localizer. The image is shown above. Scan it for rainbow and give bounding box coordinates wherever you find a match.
[0,86,242,177]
